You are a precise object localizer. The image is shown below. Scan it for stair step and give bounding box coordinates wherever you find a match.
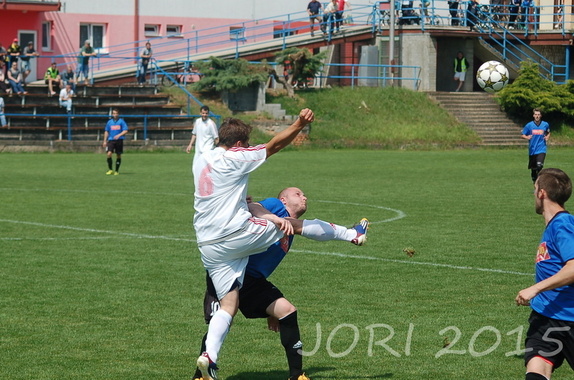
[427,91,523,146]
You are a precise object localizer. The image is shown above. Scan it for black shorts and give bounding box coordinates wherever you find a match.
[106,139,124,154]
[203,273,284,323]
[528,153,546,169]
[524,310,574,371]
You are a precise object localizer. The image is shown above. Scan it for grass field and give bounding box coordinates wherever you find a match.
[2,148,574,379]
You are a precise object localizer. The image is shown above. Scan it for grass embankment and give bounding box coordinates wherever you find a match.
[164,86,574,149]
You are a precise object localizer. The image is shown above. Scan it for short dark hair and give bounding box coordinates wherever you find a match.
[537,168,572,207]
[533,108,542,114]
[200,105,210,113]
[218,118,252,148]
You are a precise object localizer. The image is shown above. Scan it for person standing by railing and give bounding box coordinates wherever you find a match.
[137,42,152,87]
[307,0,323,37]
[335,0,351,31]
[508,0,521,29]
[77,40,97,86]
[521,0,533,30]
[321,0,339,35]
[20,41,39,85]
[448,0,460,25]
[466,0,479,31]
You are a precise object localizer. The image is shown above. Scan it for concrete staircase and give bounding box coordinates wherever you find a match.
[427,91,525,146]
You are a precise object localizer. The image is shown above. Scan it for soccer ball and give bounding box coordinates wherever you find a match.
[476,61,509,93]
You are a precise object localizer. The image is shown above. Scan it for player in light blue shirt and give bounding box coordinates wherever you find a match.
[516,168,574,380]
[522,108,550,183]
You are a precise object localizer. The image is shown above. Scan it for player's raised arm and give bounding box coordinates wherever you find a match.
[265,108,314,158]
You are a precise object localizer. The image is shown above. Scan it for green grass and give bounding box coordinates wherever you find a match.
[2,149,574,379]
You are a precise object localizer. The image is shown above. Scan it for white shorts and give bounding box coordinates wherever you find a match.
[454,71,466,81]
[199,217,284,300]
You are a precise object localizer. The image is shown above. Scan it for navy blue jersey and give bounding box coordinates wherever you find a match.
[245,198,294,279]
[308,1,322,14]
[531,212,574,321]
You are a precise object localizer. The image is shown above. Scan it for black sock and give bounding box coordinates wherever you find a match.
[115,158,121,172]
[279,311,303,378]
[107,157,112,170]
[525,372,548,380]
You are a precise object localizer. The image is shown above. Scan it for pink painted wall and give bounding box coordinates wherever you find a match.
[2,8,280,81]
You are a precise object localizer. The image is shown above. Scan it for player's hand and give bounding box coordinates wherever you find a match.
[515,286,539,306]
[267,316,280,332]
[299,108,315,126]
[185,145,193,153]
[275,218,294,236]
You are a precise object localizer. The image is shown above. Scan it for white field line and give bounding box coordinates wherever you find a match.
[0,218,531,277]
[0,219,196,242]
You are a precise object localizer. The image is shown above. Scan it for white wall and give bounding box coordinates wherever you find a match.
[60,0,376,19]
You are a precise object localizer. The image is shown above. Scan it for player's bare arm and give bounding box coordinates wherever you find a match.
[266,108,314,158]
[516,259,574,306]
[248,202,294,235]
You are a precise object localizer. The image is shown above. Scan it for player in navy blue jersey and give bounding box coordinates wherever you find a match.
[521,108,550,183]
[516,168,574,380]
[193,187,369,380]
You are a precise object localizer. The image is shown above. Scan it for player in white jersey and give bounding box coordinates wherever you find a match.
[193,109,368,380]
[186,105,219,162]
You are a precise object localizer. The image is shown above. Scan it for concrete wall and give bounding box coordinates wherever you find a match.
[400,33,438,91]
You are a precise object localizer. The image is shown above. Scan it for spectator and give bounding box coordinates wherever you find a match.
[77,40,97,86]
[7,61,26,95]
[61,65,77,93]
[7,38,20,69]
[453,51,468,92]
[508,0,521,29]
[448,0,460,26]
[59,82,74,113]
[322,0,338,35]
[20,41,39,84]
[307,0,323,37]
[0,95,6,127]
[0,60,10,95]
[335,0,351,31]
[467,0,479,31]
[44,62,61,96]
[0,43,9,77]
[137,42,152,86]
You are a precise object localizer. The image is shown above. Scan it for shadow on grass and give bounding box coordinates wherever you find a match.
[226,366,393,379]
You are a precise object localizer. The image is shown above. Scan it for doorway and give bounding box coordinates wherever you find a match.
[18,30,38,81]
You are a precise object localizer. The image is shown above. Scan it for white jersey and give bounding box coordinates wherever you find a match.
[193,144,267,244]
[192,117,218,160]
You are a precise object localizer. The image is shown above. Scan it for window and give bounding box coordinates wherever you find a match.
[42,21,52,50]
[229,26,246,41]
[144,24,160,37]
[80,23,106,52]
[166,25,182,37]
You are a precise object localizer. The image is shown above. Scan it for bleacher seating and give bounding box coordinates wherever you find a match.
[0,84,193,142]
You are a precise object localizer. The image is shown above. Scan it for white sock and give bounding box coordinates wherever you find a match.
[205,309,233,363]
[301,219,356,242]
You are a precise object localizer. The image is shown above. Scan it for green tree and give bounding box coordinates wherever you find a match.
[268,47,326,98]
[191,56,269,93]
[497,60,574,125]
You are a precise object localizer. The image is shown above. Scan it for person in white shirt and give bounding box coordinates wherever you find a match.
[0,96,6,127]
[193,108,369,380]
[186,105,219,166]
[59,83,74,113]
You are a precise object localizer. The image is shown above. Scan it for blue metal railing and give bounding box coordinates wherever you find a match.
[1,112,223,142]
